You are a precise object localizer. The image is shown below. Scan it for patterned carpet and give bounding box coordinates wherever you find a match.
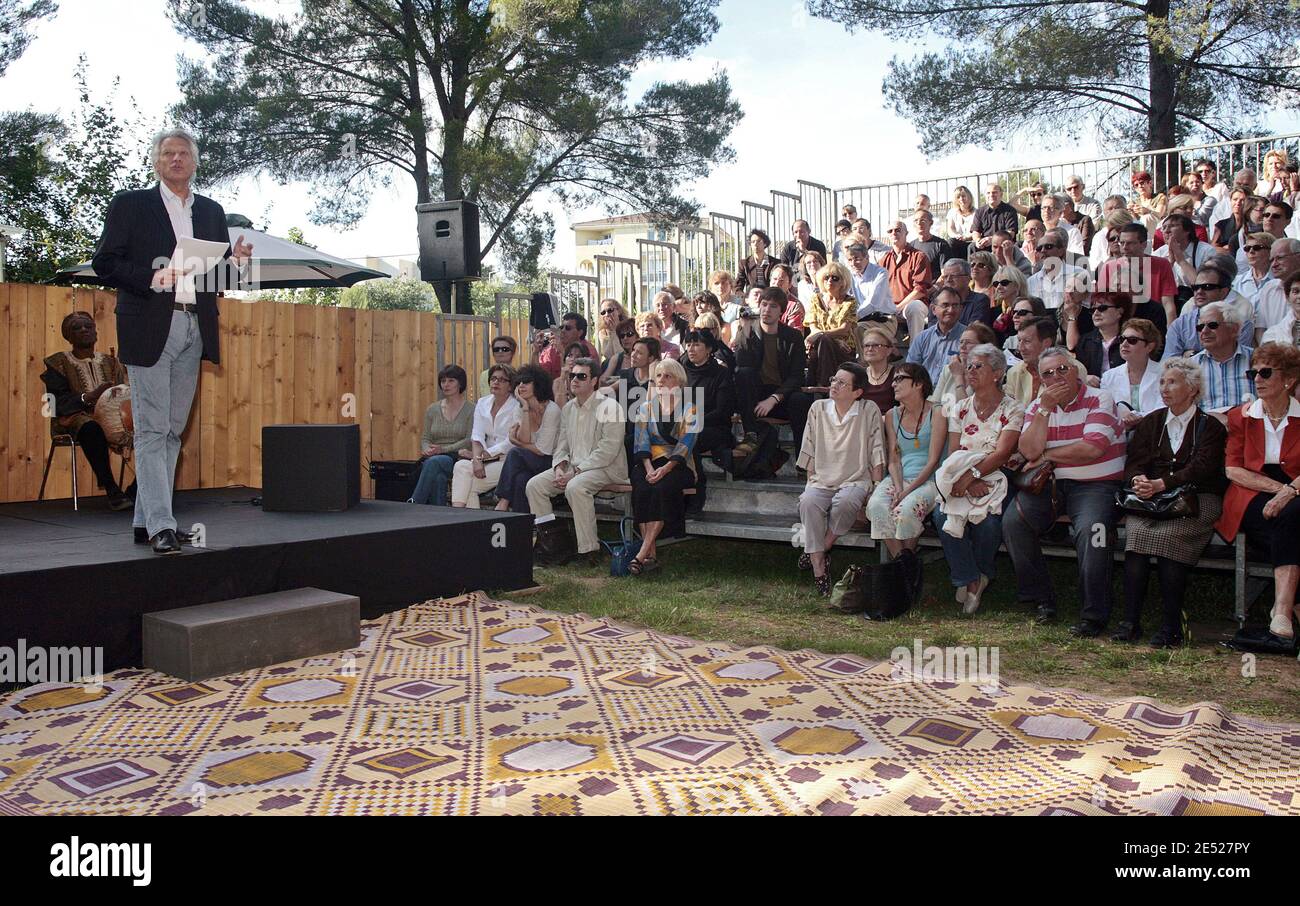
[2,593,1298,816]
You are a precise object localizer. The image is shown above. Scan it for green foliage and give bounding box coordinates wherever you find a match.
[0,0,55,78]
[808,0,1300,153]
[0,57,156,283]
[340,276,436,311]
[166,0,742,282]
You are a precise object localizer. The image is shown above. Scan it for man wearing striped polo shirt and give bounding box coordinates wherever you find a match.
[1003,347,1127,636]
[1191,301,1255,415]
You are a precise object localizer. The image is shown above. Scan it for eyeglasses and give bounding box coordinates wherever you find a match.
[965,362,987,372]
[1119,335,1146,345]
[1243,245,1265,253]
[569,373,591,381]
[890,375,912,384]
[1092,304,1119,313]
[1029,192,1043,199]
[1036,243,1058,251]
[492,346,513,354]
[991,279,1014,287]
[1040,364,1074,378]
[1196,168,1213,175]
[600,308,618,316]
[617,330,637,339]
[829,377,851,387]
[825,275,842,283]
[862,342,888,350]
[1192,283,1224,292]
[1263,211,1286,219]
[1245,368,1275,381]
[489,376,510,384]
[1067,184,1083,191]
[1012,308,1034,317]
[1196,321,1221,332]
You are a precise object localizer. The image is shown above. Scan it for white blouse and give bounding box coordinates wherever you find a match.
[1247,397,1300,464]
[1100,360,1163,417]
[524,401,563,456]
[472,394,521,457]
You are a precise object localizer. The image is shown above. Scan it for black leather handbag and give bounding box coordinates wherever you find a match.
[1116,413,1202,520]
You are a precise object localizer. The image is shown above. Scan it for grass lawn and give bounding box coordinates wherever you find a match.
[499,534,1300,725]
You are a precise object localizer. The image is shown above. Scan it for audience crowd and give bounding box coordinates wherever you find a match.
[409,163,1300,647]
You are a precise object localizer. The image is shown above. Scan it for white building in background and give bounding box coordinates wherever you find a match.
[571,213,712,307]
[363,256,420,280]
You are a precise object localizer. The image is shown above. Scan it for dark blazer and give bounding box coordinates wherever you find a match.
[1124,407,1227,494]
[1075,330,1124,378]
[91,185,237,367]
[734,323,808,399]
[1217,403,1300,541]
[735,254,779,292]
[1212,216,1242,254]
[683,355,736,431]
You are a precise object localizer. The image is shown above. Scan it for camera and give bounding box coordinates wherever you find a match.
[739,309,758,320]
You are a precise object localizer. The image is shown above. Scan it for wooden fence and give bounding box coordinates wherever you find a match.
[0,283,529,504]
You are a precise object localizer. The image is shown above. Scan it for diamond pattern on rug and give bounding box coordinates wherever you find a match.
[1,592,1297,815]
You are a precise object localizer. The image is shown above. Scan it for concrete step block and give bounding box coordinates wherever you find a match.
[143,587,361,682]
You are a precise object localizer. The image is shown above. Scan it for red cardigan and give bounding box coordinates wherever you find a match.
[1215,404,1300,541]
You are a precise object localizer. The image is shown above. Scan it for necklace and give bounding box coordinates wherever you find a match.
[898,403,925,449]
[1263,399,1289,424]
[867,364,891,384]
[973,394,1000,422]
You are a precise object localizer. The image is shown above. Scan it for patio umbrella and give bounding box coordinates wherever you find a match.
[50,226,391,289]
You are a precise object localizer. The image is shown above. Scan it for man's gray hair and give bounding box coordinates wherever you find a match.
[845,242,868,256]
[1039,345,1074,365]
[941,258,972,275]
[1160,356,1203,398]
[1048,227,1070,248]
[149,127,200,171]
[1201,301,1241,327]
[1066,174,1085,188]
[1196,260,1234,288]
[968,343,1006,376]
[1275,238,1300,256]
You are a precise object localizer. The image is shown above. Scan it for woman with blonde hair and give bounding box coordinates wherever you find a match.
[594,298,629,364]
[804,260,859,387]
[988,264,1031,338]
[1260,149,1290,202]
[967,250,997,298]
[693,312,736,370]
[636,310,680,361]
[628,357,700,575]
[947,185,976,258]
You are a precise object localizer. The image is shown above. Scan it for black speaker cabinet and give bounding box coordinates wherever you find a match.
[369,459,421,502]
[416,199,481,281]
[262,424,361,512]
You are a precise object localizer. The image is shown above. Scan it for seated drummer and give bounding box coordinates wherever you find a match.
[40,311,134,510]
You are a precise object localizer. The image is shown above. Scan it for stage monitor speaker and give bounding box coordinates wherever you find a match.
[369,459,421,502]
[262,424,361,512]
[416,199,480,281]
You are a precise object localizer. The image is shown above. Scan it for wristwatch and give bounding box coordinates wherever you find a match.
[968,466,983,480]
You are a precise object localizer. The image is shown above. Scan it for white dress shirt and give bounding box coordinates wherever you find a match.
[472,394,521,457]
[1247,397,1300,463]
[1027,260,1088,309]
[1164,405,1196,454]
[850,262,895,318]
[1154,239,1214,288]
[1254,281,1290,331]
[159,182,196,304]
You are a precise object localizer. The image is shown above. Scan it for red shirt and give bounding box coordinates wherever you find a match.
[1096,256,1177,306]
[781,292,805,330]
[538,339,599,379]
[881,246,933,303]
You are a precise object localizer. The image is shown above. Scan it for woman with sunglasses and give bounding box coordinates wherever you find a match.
[805,261,860,387]
[1000,298,1045,361]
[933,344,1024,613]
[988,264,1031,339]
[932,321,997,406]
[594,298,630,365]
[867,363,946,564]
[479,335,518,396]
[1073,292,1132,379]
[1217,343,1300,640]
[599,318,640,387]
[553,341,590,406]
[859,327,898,415]
[1113,357,1228,647]
[494,364,562,513]
[967,251,997,300]
[1100,317,1163,429]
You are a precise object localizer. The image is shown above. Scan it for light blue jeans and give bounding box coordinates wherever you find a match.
[125,311,203,536]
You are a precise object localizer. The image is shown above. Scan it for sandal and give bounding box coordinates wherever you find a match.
[814,573,831,597]
[641,557,661,574]
[797,552,812,571]
[628,557,645,576]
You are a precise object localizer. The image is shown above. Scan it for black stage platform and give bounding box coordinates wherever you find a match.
[0,488,533,672]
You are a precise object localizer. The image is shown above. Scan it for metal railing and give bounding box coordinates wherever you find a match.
[553,131,1298,308]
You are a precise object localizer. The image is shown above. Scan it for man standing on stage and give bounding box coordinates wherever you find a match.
[92,128,252,554]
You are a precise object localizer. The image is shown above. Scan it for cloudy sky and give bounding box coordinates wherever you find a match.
[7,0,1300,275]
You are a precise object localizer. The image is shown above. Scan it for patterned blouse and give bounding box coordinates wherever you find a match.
[633,398,701,478]
[804,293,858,351]
[947,394,1026,454]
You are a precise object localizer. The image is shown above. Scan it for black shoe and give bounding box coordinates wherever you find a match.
[899,549,923,608]
[150,529,182,555]
[1069,620,1106,638]
[135,527,193,544]
[107,491,133,512]
[1034,606,1057,625]
[1148,627,1184,649]
[1110,621,1142,643]
[731,433,761,477]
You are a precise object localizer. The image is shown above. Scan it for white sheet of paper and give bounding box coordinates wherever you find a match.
[171,236,229,275]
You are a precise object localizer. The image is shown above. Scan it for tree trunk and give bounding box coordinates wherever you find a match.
[1145,0,1180,192]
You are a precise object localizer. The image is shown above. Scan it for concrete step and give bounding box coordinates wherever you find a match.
[698,476,804,516]
[685,512,876,550]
